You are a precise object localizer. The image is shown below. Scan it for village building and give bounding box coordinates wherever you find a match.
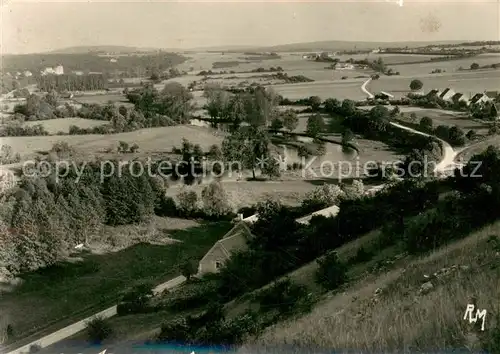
[451,92,470,106]
[197,221,254,275]
[470,93,491,105]
[439,88,456,102]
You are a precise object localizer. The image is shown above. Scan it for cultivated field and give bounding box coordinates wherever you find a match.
[22,118,108,134]
[2,125,223,158]
[368,69,500,98]
[273,79,368,101]
[386,53,500,77]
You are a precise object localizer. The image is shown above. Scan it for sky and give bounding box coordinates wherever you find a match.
[1,0,499,54]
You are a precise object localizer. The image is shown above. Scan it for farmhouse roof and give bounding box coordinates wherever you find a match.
[485,91,499,99]
[439,88,455,99]
[213,221,254,256]
[427,89,441,97]
[296,205,340,225]
[470,93,486,104]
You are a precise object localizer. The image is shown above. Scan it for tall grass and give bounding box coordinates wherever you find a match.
[246,222,500,353]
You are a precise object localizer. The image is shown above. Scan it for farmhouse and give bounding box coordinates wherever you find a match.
[427,89,441,98]
[485,91,499,101]
[439,88,456,102]
[470,93,491,105]
[197,221,254,275]
[451,92,470,106]
[296,205,340,225]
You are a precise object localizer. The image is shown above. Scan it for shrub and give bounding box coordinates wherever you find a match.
[481,311,500,353]
[315,251,348,290]
[257,277,313,317]
[117,283,154,316]
[201,181,232,217]
[86,316,113,344]
[348,246,374,264]
[176,189,198,216]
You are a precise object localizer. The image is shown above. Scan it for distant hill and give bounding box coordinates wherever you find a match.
[47,45,164,54]
[249,40,468,52]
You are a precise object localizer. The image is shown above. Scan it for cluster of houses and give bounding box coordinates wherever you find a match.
[425,88,499,106]
[40,65,65,76]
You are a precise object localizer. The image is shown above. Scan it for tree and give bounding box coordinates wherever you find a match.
[158,82,194,123]
[207,144,223,160]
[282,109,299,132]
[222,127,270,179]
[86,316,113,344]
[302,184,345,210]
[201,181,232,217]
[176,189,198,216]
[180,259,197,281]
[409,79,423,91]
[315,251,348,290]
[390,106,400,117]
[470,63,480,70]
[419,116,434,132]
[309,96,322,111]
[261,156,281,180]
[306,113,325,137]
[341,129,354,146]
[409,112,418,123]
[270,117,284,130]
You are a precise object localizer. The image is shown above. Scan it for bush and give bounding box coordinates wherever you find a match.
[117,283,154,316]
[348,246,374,264]
[315,251,348,290]
[257,278,313,317]
[481,312,500,353]
[86,316,113,344]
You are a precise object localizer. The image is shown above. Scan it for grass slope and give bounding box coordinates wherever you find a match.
[245,222,500,353]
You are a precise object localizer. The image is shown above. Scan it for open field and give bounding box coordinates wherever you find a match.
[249,220,500,353]
[2,125,223,159]
[386,53,500,77]
[72,93,130,105]
[397,109,490,134]
[0,220,232,343]
[273,79,368,100]
[22,118,108,134]
[368,69,500,98]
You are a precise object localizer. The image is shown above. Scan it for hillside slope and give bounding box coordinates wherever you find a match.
[242,222,500,353]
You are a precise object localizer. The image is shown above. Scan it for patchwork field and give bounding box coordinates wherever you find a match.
[2,125,223,158]
[23,118,108,134]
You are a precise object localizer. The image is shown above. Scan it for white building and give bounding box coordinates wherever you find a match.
[23,71,33,77]
[334,63,354,70]
[54,65,64,75]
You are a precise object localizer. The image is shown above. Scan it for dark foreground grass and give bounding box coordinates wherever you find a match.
[0,221,232,343]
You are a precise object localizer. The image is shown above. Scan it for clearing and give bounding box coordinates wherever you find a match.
[2,125,223,159]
